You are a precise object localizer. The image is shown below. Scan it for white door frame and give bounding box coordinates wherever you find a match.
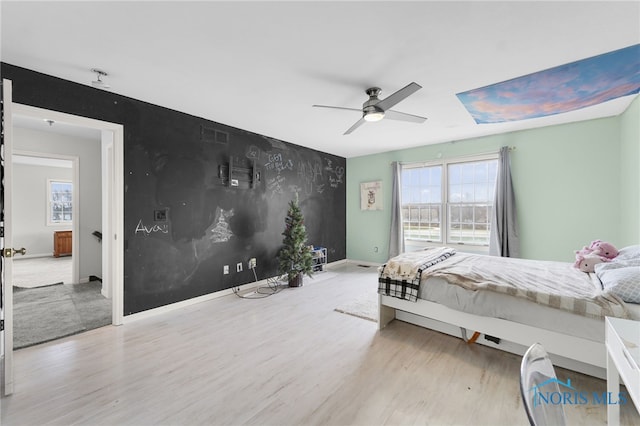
[2,79,16,396]
[11,103,124,327]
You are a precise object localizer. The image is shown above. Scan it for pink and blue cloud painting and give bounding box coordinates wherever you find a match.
[456,44,640,124]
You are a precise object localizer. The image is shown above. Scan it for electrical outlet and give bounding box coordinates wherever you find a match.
[223,265,229,275]
[249,258,257,269]
[236,262,243,272]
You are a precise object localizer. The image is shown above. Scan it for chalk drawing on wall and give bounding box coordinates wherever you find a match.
[246,145,260,160]
[210,207,234,243]
[297,159,324,195]
[287,184,302,194]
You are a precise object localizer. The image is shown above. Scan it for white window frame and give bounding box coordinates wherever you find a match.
[47,179,73,226]
[402,153,498,253]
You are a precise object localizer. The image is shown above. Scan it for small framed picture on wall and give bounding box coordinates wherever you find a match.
[361,181,382,211]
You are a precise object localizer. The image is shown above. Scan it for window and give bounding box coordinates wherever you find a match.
[47,180,73,225]
[402,165,442,242]
[401,156,498,247]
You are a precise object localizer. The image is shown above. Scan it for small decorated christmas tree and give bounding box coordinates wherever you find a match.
[278,195,314,287]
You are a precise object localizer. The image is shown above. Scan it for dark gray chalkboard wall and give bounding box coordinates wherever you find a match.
[2,63,346,315]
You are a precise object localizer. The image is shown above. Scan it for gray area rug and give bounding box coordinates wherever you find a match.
[334,292,378,322]
[13,282,111,349]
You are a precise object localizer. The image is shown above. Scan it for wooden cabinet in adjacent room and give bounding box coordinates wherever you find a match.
[53,230,72,257]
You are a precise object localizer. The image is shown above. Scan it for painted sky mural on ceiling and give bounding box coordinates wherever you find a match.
[456,44,640,124]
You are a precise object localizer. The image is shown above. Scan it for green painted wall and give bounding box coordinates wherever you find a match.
[347,100,639,264]
[619,97,640,246]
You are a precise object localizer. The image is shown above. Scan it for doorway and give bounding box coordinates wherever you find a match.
[11,147,111,348]
[8,103,124,328]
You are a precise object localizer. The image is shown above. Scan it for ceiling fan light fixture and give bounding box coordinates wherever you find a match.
[313,82,425,134]
[363,106,384,122]
[364,111,384,122]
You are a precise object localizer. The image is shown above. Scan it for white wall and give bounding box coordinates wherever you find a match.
[13,127,102,280]
[12,163,73,256]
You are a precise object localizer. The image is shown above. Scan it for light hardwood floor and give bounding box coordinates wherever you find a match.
[2,263,639,425]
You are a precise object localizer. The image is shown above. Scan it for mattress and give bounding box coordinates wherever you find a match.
[418,275,640,342]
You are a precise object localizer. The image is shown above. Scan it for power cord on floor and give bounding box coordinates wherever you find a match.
[232,266,288,299]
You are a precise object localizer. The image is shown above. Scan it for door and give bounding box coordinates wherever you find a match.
[2,78,15,396]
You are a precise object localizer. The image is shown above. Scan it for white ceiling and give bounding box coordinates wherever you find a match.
[2,1,639,158]
[13,114,102,140]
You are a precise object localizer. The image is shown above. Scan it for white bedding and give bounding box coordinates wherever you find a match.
[627,302,640,318]
[419,275,640,342]
[420,252,630,320]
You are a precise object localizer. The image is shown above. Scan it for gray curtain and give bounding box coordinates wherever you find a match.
[388,161,405,258]
[489,147,520,257]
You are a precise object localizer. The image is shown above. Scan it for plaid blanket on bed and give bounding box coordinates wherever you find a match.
[378,248,456,302]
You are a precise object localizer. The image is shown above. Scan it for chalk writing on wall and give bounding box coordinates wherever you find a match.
[325,158,345,188]
[264,153,294,173]
[135,219,169,236]
[267,175,286,197]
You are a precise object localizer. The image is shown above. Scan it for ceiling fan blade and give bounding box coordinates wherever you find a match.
[384,109,427,123]
[312,105,362,113]
[344,117,366,135]
[375,82,422,112]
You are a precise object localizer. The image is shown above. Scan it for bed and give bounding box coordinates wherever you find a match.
[377,245,640,378]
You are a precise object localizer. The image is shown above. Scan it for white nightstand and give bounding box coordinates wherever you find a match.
[606,317,640,425]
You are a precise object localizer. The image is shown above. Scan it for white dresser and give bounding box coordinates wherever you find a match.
[606,317,640,425]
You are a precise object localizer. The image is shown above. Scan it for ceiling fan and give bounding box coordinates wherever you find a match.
[313,82,427,135]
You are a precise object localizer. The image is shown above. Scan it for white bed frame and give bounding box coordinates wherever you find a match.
[379,294,607,379]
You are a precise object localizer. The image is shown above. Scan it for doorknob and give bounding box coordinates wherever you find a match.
[2,247,27,257]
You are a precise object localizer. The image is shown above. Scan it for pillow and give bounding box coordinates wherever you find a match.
[596,261,640,303]
[615,245,640,262]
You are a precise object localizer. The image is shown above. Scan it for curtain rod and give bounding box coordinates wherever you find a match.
[392,146,515,165]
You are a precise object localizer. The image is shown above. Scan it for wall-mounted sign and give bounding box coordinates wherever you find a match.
[361,181,382,211]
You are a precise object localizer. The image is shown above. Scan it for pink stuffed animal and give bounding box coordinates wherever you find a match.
[575,246,593,258]
[573,240,619,272]
[588,240,619,259]
[575,240,619,260]
[574,254,606,273]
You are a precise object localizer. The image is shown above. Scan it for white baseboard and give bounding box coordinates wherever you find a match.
[122,275,272,324]
[346,259,382,268]
[15,253,54,260]
[325,259,348,269]
[123,259,353,325]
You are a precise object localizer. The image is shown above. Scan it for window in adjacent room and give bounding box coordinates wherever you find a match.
[47,180,73,225]
[401,155,498,249]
